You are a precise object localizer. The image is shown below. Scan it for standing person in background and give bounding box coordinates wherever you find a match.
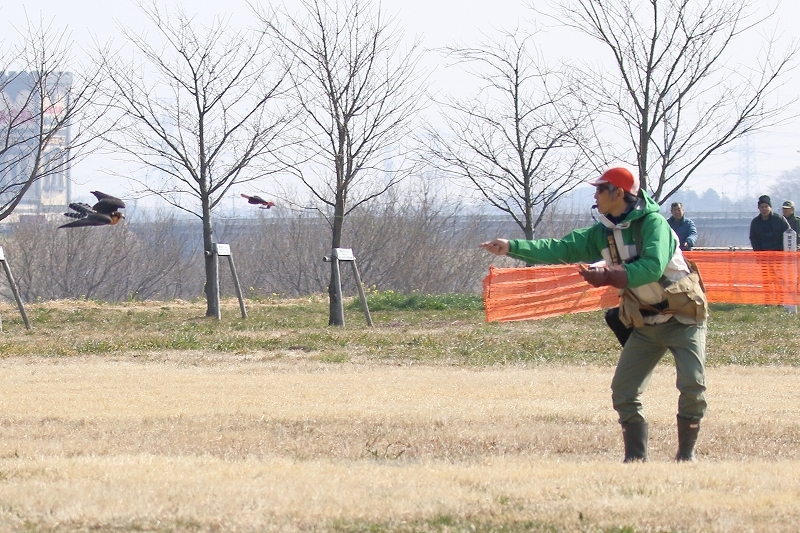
[782,200,800,246]
[667,202,697,251]
[750,195,790,310]
[750,195,789,251]
[480,166,708,463]
[781,200,800,313]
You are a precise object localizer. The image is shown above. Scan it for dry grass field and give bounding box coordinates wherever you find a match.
[0,297,798,532]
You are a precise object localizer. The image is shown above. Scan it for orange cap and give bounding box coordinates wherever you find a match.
[589,166,639,196]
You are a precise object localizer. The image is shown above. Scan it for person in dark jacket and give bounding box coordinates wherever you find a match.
[667,202,697,251]
[750,195,789,250]
[781,200,800,312]
[782,200,800,244]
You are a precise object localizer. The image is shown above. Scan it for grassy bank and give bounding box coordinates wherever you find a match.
[0,297,798,367]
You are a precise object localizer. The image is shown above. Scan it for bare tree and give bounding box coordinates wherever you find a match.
[226,207,330,298]
[99,1,292,318]
[547,0,798,203]
[0,18,106,221]
[346,182,493,294]
[225,184,495,300]
[424,30,597,240]
[769,166,800,206]
[2,199,516,304]
[257,0,427,325]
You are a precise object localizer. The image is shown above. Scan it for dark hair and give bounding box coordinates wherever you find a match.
[671,202,682,209]
[606,184,638,204]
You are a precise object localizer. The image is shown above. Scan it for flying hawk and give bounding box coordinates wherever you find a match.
[59,191,126,228]
[241,193,275,209]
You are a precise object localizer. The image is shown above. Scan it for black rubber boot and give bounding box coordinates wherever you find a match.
[675,415,700,462]
[621,421,648,463]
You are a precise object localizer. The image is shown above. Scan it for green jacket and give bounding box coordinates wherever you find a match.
[507,191,707,326]
[507,191,684,290]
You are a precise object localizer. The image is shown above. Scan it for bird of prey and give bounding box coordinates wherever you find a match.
[59,191,126,228]
[241,193,275,209]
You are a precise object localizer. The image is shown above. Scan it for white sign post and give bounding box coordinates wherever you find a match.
[0,246,31,331]
[323,248,373,327]
[783,228,797,314]
[214,243,247,319]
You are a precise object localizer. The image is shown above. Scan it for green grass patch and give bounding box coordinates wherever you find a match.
[327,516,642,533]
[351,290,484,311]
[319,352,349,363]
[0,298,798,367]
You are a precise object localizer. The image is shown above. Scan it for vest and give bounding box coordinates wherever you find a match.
[607,214,708,328]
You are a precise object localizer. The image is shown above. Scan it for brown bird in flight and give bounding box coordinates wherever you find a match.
[241,193,275,209]
[59,191,126,228]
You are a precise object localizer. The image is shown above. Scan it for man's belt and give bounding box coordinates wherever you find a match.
[640,300,669,317]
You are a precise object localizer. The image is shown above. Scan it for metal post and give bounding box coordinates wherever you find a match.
[0,247,31,330]
[226,255,247,319]
[350,260,373,327]
[784,229,798,313]
[331,254,344,326]
[214,243,247,319]
[214,254,222,320]
[323,248,371,327]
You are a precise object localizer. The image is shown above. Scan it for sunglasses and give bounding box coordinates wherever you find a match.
[595,184,611,194]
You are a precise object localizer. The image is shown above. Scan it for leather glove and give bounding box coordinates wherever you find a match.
[579,264,628,289]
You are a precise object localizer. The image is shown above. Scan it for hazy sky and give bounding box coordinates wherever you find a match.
[3,0,799,206]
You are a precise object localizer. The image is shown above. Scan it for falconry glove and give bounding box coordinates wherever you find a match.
[579,264,629,289]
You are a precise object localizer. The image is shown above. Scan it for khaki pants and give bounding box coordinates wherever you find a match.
[611,319,707,424]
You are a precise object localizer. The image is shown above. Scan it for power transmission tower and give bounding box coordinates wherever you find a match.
[737,135,757,198]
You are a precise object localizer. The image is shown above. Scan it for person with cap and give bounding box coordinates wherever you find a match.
[480,165,708,463]
[781,200,800,312]
[749,195,789,251]
[782,200,800,246]
[667,202,698,251]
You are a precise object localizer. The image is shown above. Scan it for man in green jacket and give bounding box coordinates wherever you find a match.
[480,166,708,462]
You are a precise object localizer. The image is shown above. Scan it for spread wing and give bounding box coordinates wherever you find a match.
[64,202,95,218]
[64,202,95,217]
[91,191,126,214]
[59,212,113,228]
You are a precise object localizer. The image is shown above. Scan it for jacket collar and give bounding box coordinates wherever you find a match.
[597,197,647,230]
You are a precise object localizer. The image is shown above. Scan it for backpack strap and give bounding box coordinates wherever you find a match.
[605,214,646,265]
[608,212,672,288]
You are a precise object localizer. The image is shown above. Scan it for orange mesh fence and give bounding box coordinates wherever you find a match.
[483,250,800,323]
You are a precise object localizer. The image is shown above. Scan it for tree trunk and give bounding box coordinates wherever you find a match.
[202,200,220,319]
[328,193,345,326]
[523,216,534,240]
[638,120,649,193]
